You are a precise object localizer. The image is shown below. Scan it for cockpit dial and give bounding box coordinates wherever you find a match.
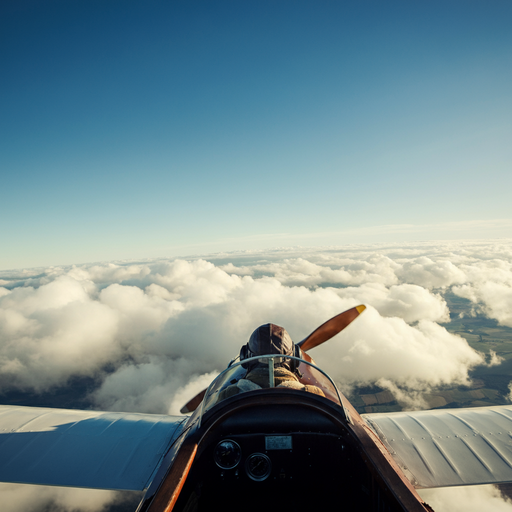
[214,439,242,470]
[245,453,272,481]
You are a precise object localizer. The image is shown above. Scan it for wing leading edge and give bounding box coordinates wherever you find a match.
[0,405,187,491]
[363,404,512,489]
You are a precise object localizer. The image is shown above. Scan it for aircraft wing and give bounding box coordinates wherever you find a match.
[0,405,188,491]
[363,404,512,489]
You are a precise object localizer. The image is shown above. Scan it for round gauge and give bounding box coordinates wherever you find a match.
[213,439,241,470]
[245,453,272,481]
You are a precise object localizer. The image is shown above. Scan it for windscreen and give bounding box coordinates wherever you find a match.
[200,355,346,420]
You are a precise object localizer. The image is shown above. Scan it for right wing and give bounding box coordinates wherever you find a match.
[0,405,188,491]
[363,404,512,489]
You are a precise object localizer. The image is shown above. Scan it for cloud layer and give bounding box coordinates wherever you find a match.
[1,240,511,415]
[419,484,512,512]
[0,483,139,512]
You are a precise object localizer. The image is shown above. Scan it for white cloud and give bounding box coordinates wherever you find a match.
[311,307,483,406]
[0,240,510,414]
[419,485,512,512]
[507,381,512,402]
[397,257,467,289]
[0,483,134,512]
[333,282,449,323]
[453,281,512,327]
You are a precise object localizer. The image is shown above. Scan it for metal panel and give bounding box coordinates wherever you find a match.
[363,405,512,488]
[0,405,187,491]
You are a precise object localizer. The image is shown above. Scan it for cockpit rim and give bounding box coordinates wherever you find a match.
[198,354,349,426]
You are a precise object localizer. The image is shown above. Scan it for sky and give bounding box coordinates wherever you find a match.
[1,0,511,270]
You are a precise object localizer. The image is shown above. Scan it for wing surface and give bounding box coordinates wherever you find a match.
[0,405,187,491]
[363,405,512,489]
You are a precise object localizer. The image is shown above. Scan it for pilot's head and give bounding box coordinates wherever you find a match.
[240,323,299,372]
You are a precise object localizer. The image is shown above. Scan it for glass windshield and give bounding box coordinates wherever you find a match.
[200,355,348,423]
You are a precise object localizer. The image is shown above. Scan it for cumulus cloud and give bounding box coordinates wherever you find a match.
[0,241,511,416]
[397,257,467,289]
[220,254,401,287]
[453,281,512,327]
[0,483,137,512]
[419,485,512,512]
[0,243,512,412]
[507,381,512,402]
[333,283,450,323]
[310,307,484,408]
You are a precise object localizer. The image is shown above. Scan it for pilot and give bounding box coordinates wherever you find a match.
[240,323,301,385]
[217,323,324,401]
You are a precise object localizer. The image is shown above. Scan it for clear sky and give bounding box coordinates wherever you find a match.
[1,0,511,270]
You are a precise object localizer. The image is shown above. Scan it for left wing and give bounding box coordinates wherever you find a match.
[363,404,512,488]
[0,405,187,491]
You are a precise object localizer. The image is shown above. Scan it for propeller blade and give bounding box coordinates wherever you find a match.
[179,305,366,413]
[180,389,206,414]
[297,304,366,352]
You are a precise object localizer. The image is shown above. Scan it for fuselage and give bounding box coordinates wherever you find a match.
[138,355,433,512]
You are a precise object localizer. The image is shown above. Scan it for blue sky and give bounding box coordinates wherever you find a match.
[1,0,511,270]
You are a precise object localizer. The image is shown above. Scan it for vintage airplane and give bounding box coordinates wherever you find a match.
[1,305,512,512]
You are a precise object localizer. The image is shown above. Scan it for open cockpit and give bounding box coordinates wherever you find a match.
[140,356,429,512]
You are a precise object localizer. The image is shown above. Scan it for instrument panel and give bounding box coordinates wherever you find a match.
[212,433,346,485]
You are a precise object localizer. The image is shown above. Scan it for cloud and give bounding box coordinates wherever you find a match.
[311,307,484,407]
[453,281,512,327]
[507,381,512,402]
[0,483,137,512]
[333,283,450,323]
[0,240,509,416]
[419,485,512,512]
[0,279,120,392]
[397,257,467,289]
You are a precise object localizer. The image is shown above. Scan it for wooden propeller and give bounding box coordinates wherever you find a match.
[179,304,366,414]
[297,304,366,352]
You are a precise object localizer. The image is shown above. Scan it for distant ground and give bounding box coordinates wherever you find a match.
[350,292,512,414]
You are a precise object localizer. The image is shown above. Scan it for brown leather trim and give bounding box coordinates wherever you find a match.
[341,394,432,512]
[146,443,197,512]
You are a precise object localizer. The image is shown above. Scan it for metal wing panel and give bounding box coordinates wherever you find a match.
[0,405,188,491]
[363,405,512,488]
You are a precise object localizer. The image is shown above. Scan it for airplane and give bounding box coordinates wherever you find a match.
[1,305,512,512]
